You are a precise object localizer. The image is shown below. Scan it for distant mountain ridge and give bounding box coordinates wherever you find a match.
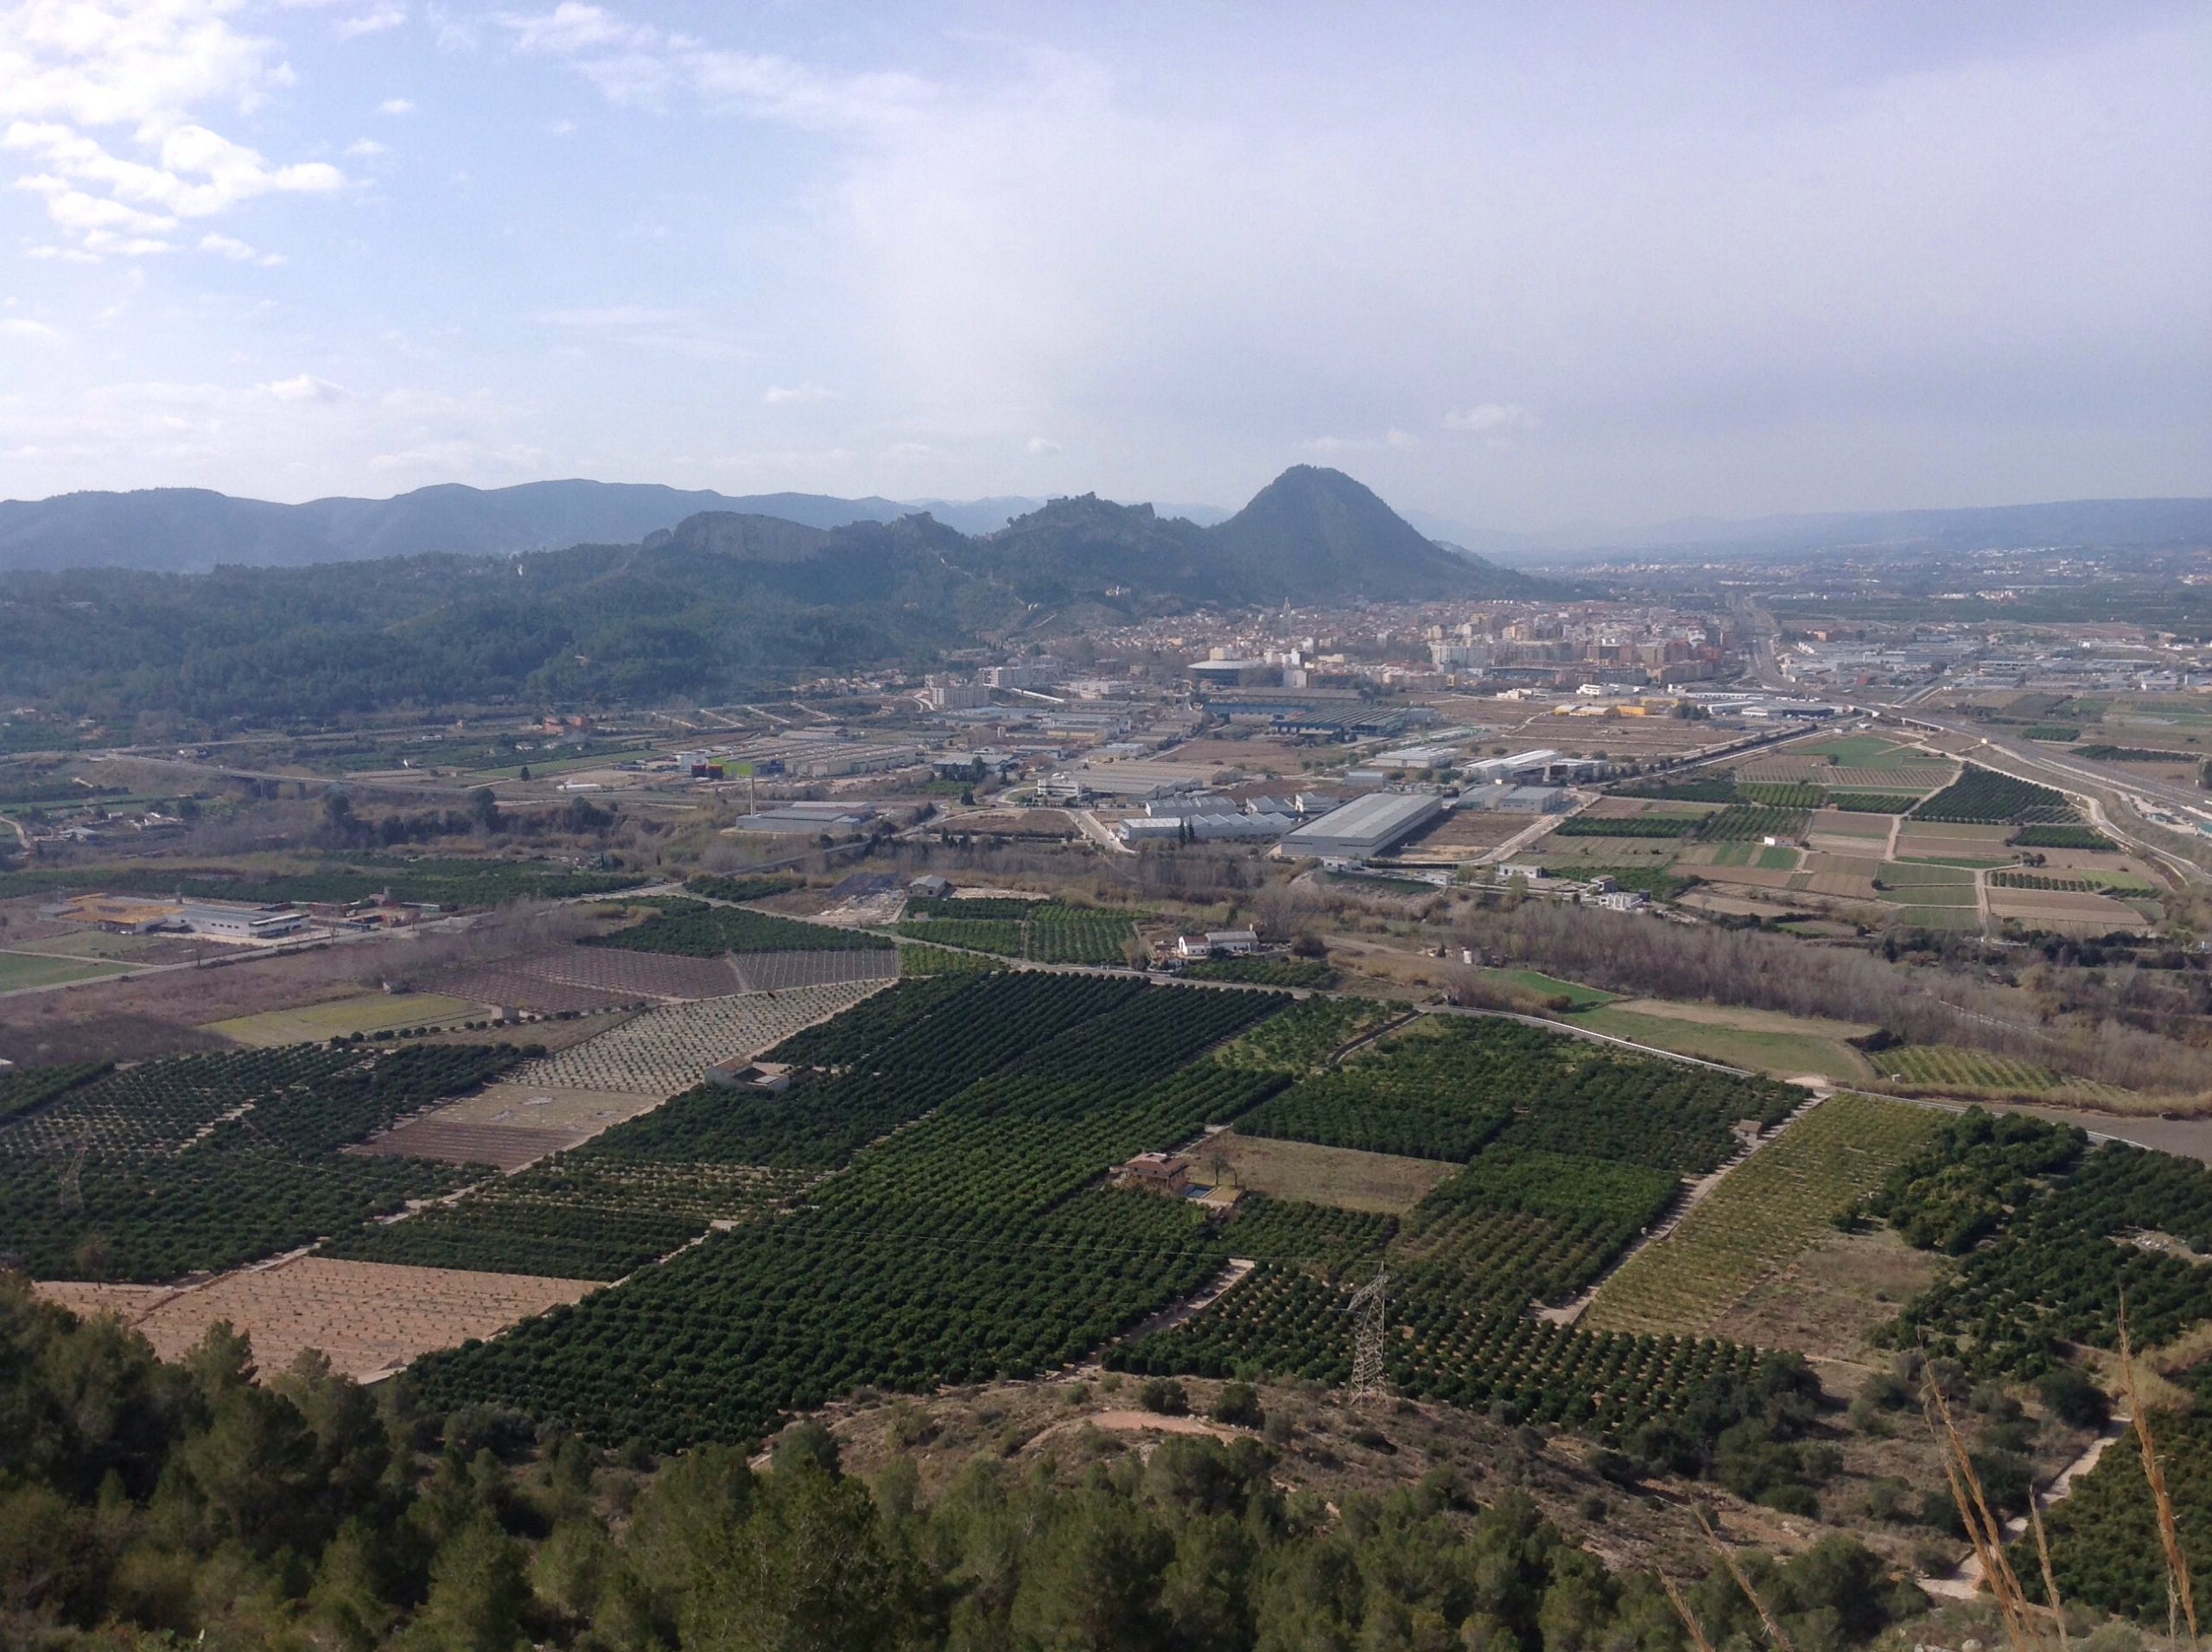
[1425,498,2212,565]
[0,468,1539,723]
[651,465,1539,609]
[0,481,916,574]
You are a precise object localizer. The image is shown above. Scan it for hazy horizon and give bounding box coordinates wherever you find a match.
[3,2,2207,530]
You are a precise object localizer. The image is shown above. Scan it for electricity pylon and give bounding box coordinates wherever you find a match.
[1345,1263,1389,1404]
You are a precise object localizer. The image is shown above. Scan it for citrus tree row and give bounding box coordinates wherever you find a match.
[1237,1017,1791,1172]
[1885,1137,2212,1374]
[0,1042,523,1282]
[338,974,1154,1278]
[405,985,1292,1445]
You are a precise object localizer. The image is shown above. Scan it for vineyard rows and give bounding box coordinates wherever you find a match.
[506,982,888,1097]
[1583,1094,1942,1337]
[1867,1045,2077,1096]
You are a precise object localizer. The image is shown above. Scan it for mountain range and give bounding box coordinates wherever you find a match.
[7,473,2204,577]
[0,468,1537,725]
[0,480,1227,575]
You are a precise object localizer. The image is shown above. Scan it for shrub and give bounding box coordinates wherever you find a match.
[1139,1378,1189,1416]
[1210,1382,1265,1429]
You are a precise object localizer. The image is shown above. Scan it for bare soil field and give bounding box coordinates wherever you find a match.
[1693,865,1802,892]
[38,1256,596,1383]
[430,962,632,1014]
[455,944,749,1001]
[1202,1129,1458,1213]
[1394,810,1534,855]
[1707,1228,1944,1368]
[1986,886,2148,928]
[931,809,1082,840]
[0,944,387,1064]
[353,1082,666,1170]
[1807,810,1892,838]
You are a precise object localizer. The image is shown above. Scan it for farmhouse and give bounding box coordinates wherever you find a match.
[1121,1152,1192,1194]
[706,1059,794,1093]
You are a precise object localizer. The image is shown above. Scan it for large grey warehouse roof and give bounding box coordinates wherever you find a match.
[1280,791,1444,856]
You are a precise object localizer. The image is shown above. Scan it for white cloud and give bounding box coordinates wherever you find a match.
[495,4,933,128]
[264,372,349,402]
[1302,429,1420,455]
[346,137,388,156]
[198,230,262,260]
[334,5,406,40]
[378,97,414,114]
[500,3,634,56]
[0,317,64,344]
[1025,435,1061,455]
[1445,403,1540,439]
[763,382,835,404]
[0,9,345,258]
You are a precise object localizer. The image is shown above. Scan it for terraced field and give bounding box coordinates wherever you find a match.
[507,982,887,1096]
[1581,1092,1944,1337]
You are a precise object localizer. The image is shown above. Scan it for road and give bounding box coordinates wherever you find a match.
[1889,713,2210,886]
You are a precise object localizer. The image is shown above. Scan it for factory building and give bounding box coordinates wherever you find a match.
[1278,791,1445,860]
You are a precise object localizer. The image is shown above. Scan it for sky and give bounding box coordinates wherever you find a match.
[1,1,2207,533]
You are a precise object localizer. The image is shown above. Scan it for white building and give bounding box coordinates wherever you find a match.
[180,898,308,941]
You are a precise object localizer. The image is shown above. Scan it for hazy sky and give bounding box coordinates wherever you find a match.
[3,1,2207,530]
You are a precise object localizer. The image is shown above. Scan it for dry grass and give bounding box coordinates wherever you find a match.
[1200,1131,1459,1214]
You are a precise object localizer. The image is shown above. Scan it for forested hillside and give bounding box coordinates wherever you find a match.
[0,467,1540,723]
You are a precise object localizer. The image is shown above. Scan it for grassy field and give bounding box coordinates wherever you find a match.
[1201,1131,1459,1215]
[1572,1002,1874,1083]
[1582,1092,1946,1337]
[207,992,486,1046]
[1473,967,1617,1008]
[0,950,133,992]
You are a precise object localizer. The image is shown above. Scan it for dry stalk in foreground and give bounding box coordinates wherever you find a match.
[2120,1301,2198,1642]
[1660,1572,1719,1652]
[1923,1375,2038,1652]
[2026,1489,2069,1652]
[1693,1503,1798,1652]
